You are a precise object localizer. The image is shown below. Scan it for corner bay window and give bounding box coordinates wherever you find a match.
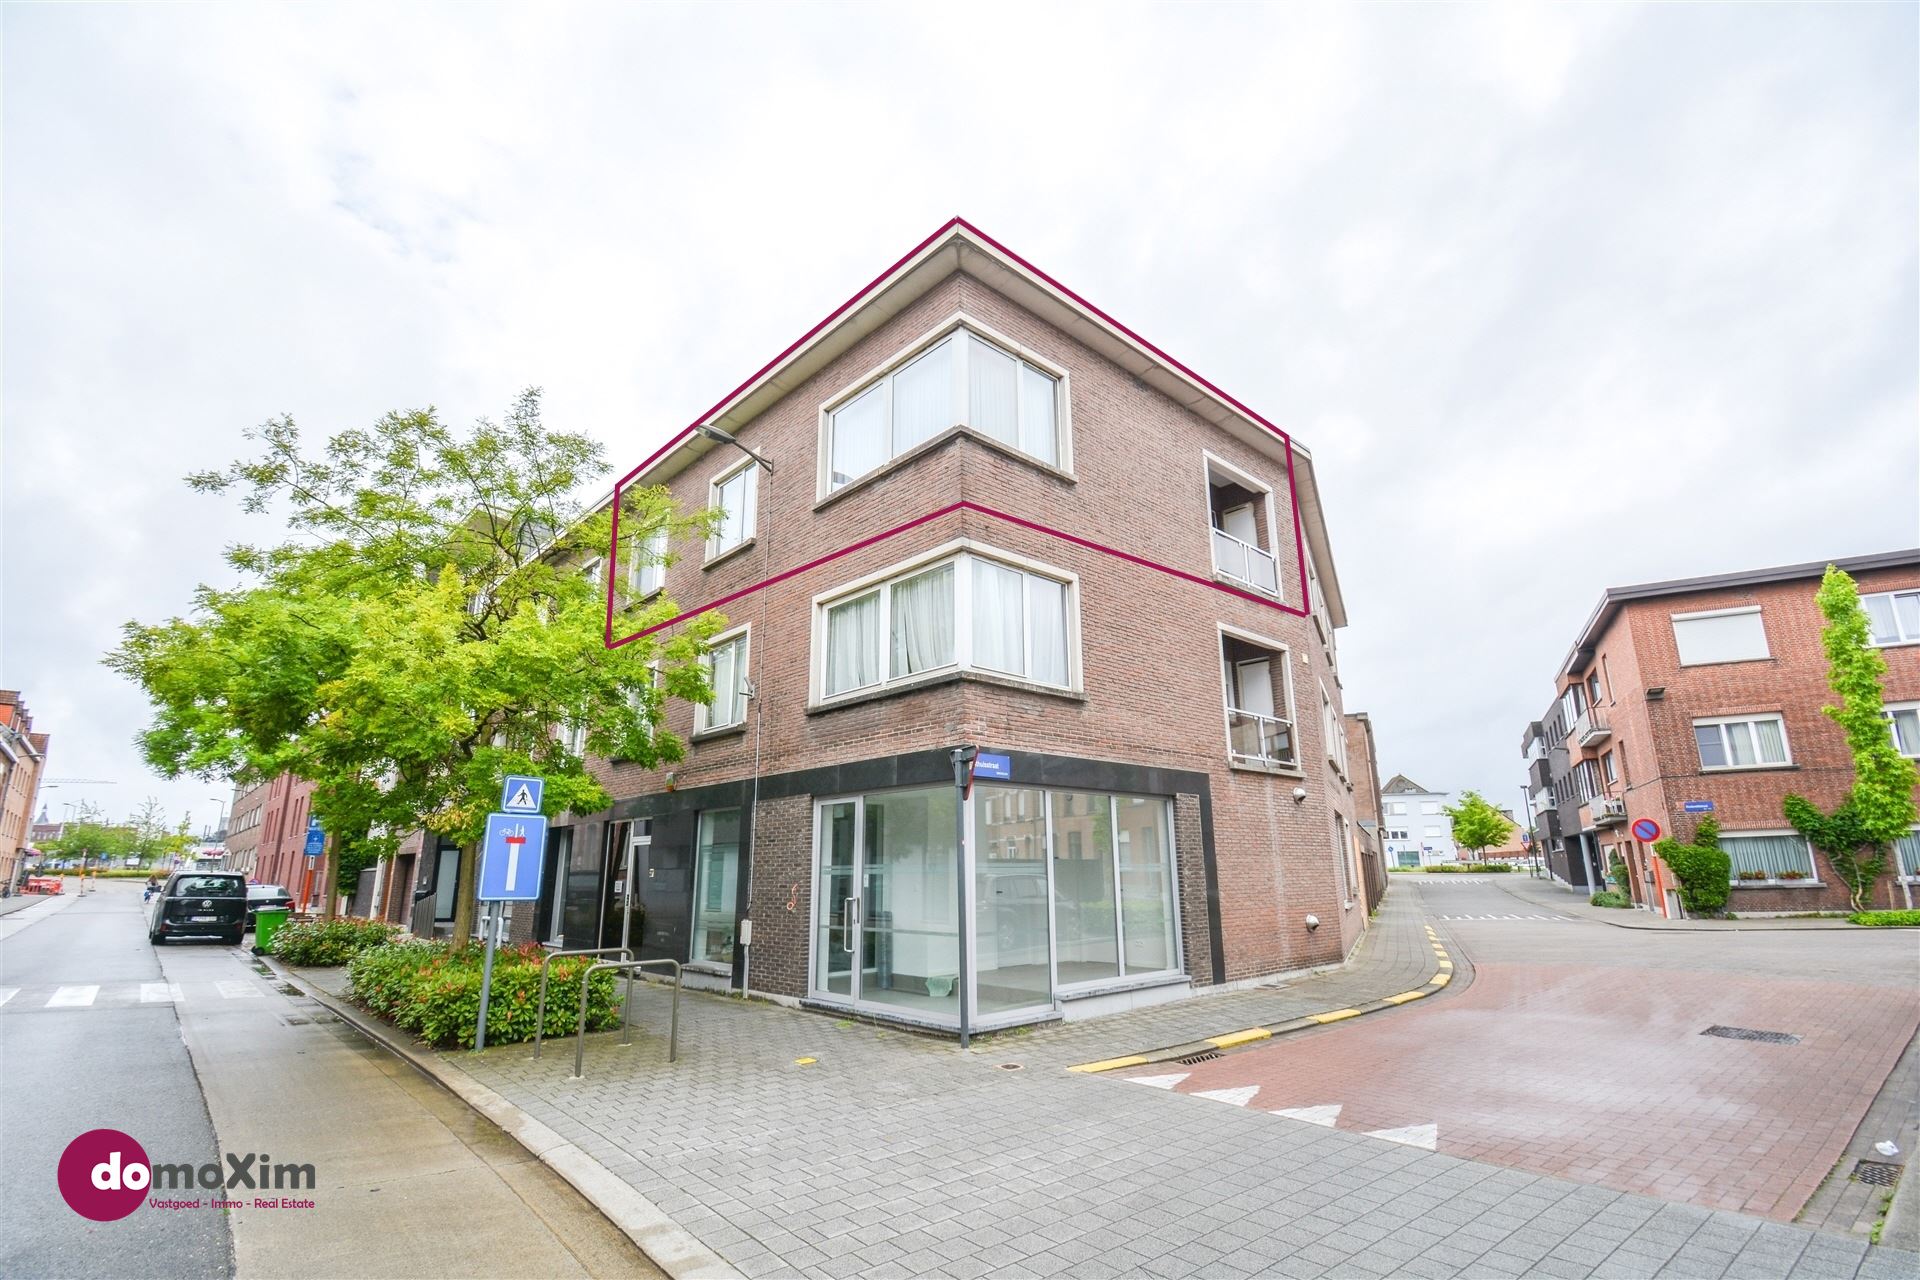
[826,326,1062,492]
[1693,715,1789,770]
[818,550,1072,702]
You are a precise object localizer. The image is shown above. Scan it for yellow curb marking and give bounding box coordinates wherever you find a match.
[1437,960,1454,970]
[1311,1008,1363,1024]
[1067,1054,1149,1074]
[1383,990,1426,1005]
[794,1057,817,1065]
[1429,972,1451,987]
[1209,1028,1272,1050]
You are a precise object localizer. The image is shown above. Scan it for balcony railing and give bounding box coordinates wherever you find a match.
[1570,707,1612,748]
[1226,708,1295,767]
[1212,529,1280,596]
[1592,796,1628,826]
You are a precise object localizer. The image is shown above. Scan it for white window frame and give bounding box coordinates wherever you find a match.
[696,625,751,733]
[1420,801,1441,815]
[581,557,604,590]
[1718,828,1819,885]
[1321,682,1348,777]
[705,456,759,562]
[1886,702,1920,759]
[1863,590,1920,647]
[1218,622,1298,769]
[1692,713,1793,771]
[627,526,667,600]
[1201,451,1285,603]
[1671,606,1770,666]
[815,312,1072,499]
[808,538,1081,707]
[1896,825,1920,883]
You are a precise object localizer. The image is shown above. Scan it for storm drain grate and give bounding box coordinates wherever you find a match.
[1177,1050,1222,1065]
[1702,1025,1801,1045]
[1854,1160,1903,1188]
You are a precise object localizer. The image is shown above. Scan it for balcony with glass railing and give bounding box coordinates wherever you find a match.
[1212,528,1280,596]
[1226,707,1295,768]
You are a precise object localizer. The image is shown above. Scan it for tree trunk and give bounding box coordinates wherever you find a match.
[451,839,479,944]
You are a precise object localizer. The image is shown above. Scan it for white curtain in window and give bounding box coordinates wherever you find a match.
[1900,594,1920,640]
[1018,365,1057,464]
[830,386,887,490]
[1724,722,1756,767]
[825,592,881,695]
[967,336,1018,446]
[1891,708,1920,756]
[1027,575,1067,685]
[1897,830,1920,877]
[889,564,954,677]
[892,338,953,454]
[1752,718,1786,763]
[972,558,1025,675]
[1721,833,1814,879]
[630,528,666,596]
[709,638,741,726]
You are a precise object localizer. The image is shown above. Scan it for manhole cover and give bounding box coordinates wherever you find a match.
[1701,1025,1800,1045]
[1177,1050,1221,1065]
[997,1062,1024,1071]
[1855,1160,1903,1187]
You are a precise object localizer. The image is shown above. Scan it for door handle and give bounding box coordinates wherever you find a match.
[843,896,858,952]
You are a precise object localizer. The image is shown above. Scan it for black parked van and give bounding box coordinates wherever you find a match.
[148,872,247,945]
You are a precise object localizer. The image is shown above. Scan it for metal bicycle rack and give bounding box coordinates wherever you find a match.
[571,957,684,1079]
[531,946,633,1059]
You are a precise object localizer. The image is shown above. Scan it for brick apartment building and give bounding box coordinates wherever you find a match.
[0,691,50,892]
[225,773,319,900]
[408,222,1368,1034]
[1343,712,1388,910]
[1522,550,1920,916]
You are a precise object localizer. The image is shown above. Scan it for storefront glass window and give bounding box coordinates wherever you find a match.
[1051,791,1121,985]
[1117,796,1177,974]
[975,786,1050,1016]
[693,810,740,966]
[860,788,959,1017]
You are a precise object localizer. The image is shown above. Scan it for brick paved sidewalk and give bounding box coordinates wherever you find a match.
[1014,883,1450,1070]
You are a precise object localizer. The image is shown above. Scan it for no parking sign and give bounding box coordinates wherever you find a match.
[1631,817,1661,842]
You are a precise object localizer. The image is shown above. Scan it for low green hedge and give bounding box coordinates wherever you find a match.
[1425,863,1516,874]
[347,940,622,1049]
[1849,909,1920,927]
[1589,891,1634,908]
[270,918,399,966]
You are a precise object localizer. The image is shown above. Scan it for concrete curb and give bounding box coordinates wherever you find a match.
[1066,923,1464,1074]
[1490,878,1875,932]
[264,958,742,1280]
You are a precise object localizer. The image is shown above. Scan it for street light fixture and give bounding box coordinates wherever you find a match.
[694,424,774,473]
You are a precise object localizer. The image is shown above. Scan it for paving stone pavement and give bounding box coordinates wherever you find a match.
[415,969,1917,1279]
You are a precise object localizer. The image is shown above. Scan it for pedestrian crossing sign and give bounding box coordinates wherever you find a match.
[500,774,544,814]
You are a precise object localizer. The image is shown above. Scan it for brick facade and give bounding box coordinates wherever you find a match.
[1535,552,1919,916]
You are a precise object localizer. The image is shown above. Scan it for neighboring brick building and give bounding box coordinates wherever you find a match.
[1522,550,1920,916]
[457,222,1366,1035]
[227,773,319,902]
[1344,712,1387,909]
[0,691,50,892]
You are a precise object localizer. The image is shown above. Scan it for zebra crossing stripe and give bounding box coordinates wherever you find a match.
[1366,1122,1438,1150]
[1274,1104,1342,1127]
[48,985,99,1008]
[0,988,16,1008]
[141,983,184,1003]
[1194,1085,1260,1107]
[217,981,265,1000]
[1126,1072,1191,1090]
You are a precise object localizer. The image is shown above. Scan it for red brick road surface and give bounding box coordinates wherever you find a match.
[1120,877,1920,1222]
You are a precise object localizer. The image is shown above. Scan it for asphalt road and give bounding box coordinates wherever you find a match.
[0,885,232,1279]
[1120,874,1920,1222]
[1,882,661,1279]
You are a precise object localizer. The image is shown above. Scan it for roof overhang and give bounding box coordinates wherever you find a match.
[609,219,1347,626]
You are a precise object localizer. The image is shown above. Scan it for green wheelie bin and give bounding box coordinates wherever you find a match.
[252,906,290,955]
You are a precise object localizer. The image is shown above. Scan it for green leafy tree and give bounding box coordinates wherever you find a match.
[1783,566,1919,910]
[1655,816,1731,915]
[108,390,717,939]
[126,798,194,868]
[1443,790,1515,860]
[44,803,138,870]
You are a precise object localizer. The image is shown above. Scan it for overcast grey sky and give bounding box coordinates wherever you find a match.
[4,2,1916,834]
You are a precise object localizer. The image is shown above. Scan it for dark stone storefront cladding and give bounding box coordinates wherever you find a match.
[588,747,1224,997]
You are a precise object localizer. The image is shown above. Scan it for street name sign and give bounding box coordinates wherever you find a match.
[1683,800,1715,813]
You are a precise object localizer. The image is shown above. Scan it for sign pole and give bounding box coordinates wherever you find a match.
[950,746,977,1051]
[475,900,498,1052]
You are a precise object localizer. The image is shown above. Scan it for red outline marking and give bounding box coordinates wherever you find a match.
[604,218,1313,644]
[609,500,1306,649]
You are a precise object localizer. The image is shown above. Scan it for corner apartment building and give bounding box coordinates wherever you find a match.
[1378,775,1457,867]
[1522,550,1920,915]
[427,223,1364,1034]
[0,691,50,892]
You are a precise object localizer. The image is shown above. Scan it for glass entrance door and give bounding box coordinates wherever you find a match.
[815,802,856,1000]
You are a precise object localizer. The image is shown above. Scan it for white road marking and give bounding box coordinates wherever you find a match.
[1274,1104,1343,1127]
[217,981,264,1000]
[141,983,184,1003]
[0,988,16,1007]
[1366,1122,1438,1150]
[1194,1085,1261,1107]
[1127,1072,1191,1090]
[48,985,99,1008]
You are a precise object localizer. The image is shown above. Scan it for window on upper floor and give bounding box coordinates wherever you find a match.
[707,459,758,560]
[1864,590,1920,647]
[1693,714,1790,770]
[823,322,1063,495]
[1672,607,1769,666]
[1221,629,1294,768]
[697,628,751,732]
[581,557,603,590]
[1204,454,1280,598]
[627,526,667,599]
[1421,801,1441,815]
[1886,703,1920,759]
[1601,750,1617,785]
[1321,684,1348,777]
[813,545,1075,705]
